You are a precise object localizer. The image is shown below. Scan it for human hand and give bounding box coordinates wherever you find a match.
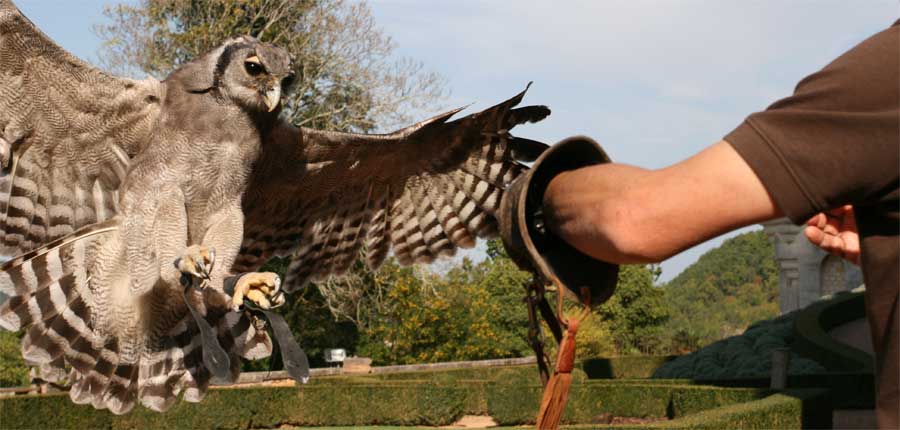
[804,205,860,265]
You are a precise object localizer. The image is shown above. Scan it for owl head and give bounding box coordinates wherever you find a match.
[170,36,295,113]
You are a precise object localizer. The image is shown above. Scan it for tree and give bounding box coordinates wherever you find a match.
[354,252,535,365]
[664,231,779,352]
[596,264,670,355]
[96,0,446,132]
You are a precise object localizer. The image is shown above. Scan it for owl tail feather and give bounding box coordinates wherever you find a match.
[0,220,142,411]
[0,220,273,414]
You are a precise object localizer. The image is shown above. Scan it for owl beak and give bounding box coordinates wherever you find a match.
[264,85,281,112]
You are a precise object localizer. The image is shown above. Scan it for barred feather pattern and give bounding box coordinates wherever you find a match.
[235,86,549,291]
[0,221,272,414]
[0,0,161,257]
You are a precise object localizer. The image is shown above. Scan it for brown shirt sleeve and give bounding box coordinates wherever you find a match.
[725,22,899,224]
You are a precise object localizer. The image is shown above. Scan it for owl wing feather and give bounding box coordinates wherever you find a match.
[0,0,162,257]
[237,85,549,291]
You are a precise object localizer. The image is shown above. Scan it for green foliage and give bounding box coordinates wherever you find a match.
[0,329,28,387]
[355,252,533,365]
[0,375,829,429]
[664,231,779,352]
[582,356,677,379]
[486,382,767,425]
[0,383,467,428]
[597,265,670,355]
[661,389,832,430]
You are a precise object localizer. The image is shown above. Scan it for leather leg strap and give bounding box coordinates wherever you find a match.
[181,281,232,382]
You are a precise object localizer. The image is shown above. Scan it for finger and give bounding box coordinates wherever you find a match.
[804,226,827,246]
[822,220,840,236]
[806,212,827,228]
[825,205,852,217]
[820,233,851,255]
[839,232,862,264]
[806,227,845,254]
[840,207,858,231]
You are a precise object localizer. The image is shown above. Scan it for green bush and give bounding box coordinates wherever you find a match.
[486,382,765,425]
[659,389,831,430]
[0,368,833,429]
[373,364,540,384]
[0,383,467,429]
[583,356,676,379]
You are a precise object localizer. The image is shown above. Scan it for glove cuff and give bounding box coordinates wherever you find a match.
[500,136,619,307]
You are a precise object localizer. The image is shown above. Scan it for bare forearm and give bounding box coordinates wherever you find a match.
[542,141,781,264]
[542,164,656,263]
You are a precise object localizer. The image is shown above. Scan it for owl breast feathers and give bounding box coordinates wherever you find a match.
[0,0,549,414]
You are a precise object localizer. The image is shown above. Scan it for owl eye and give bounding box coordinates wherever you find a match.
[244,60,264,76]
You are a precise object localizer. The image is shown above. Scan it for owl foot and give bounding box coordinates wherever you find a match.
[174,245,216,286]
[230,272,284,311]
[0,136,10,169]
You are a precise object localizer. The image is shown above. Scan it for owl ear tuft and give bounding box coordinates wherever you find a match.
[171,44,231,93]
[177,56,218,93]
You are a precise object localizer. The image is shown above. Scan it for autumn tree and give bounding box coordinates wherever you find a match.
[96,0,446,132]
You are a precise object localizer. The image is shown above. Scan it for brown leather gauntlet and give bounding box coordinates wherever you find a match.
[498,136,619,307]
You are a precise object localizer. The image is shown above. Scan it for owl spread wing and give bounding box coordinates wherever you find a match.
[236,86,549,291]
[0,0,162,256]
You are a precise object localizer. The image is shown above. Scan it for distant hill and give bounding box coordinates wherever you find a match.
[663,231,779,352]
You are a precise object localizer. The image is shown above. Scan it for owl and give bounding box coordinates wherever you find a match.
[0,0,549,414]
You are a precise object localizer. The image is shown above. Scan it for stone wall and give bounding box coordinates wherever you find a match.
[762,218,863,314]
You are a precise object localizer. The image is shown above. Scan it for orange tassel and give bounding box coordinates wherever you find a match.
[535,317,581,430]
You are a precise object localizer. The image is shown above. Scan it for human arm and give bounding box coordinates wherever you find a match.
[541,140,781,264]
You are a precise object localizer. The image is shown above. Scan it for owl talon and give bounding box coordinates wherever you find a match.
[231,272,283,311]
[174,245,216,286]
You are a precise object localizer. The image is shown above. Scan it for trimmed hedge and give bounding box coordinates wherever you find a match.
[0,383,467,429]
[582,356,677,379]
[372,364,541,385]
[560,389,831,429]
[486,382,766,425]
[370,356,674,383]
[0,373,834,429]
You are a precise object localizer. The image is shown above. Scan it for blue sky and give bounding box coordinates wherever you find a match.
[17,1,898,281]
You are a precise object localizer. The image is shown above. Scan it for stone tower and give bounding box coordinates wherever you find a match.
[762,218,863,314]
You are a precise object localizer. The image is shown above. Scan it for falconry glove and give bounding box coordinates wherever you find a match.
[498,135,619,307]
